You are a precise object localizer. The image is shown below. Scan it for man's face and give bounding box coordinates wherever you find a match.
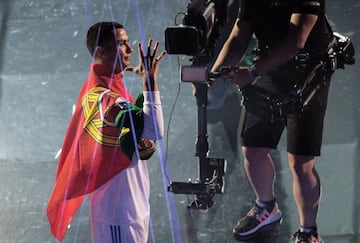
[101,28,132,72]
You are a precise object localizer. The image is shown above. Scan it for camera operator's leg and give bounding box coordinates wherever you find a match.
[288,154,319,227]
[233,107,284,241]
[287,80,329,243]
[288,154,323,243]
[233,146,282,241]
[243,147,276,202]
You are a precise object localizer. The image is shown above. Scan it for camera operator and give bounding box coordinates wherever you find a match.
[211,0,335,242]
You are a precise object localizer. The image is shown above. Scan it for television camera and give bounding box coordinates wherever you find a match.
[165,0,227,57]
[164,0,229,210]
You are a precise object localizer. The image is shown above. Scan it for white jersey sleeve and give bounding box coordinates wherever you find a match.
[141,91,164,140]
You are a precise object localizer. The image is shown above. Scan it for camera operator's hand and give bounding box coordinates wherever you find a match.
[125,38,166,91]
[224,66,254,88]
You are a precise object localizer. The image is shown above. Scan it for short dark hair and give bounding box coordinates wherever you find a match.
[86,21,124,56]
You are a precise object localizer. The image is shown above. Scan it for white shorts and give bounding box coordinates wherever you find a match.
[88,159,151,243]
[90,215,149,243]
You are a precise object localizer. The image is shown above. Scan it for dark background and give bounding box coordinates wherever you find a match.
[0,0,359,242]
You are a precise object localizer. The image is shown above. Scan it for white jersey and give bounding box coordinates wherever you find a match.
[88,91,163,243]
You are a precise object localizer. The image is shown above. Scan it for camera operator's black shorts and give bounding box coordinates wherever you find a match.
[239,76,330,156]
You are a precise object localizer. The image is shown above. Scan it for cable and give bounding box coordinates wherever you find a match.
[163,54,183,183]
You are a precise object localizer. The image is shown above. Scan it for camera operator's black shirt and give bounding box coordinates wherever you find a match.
[238,0,333,92]
[238,0,333,52]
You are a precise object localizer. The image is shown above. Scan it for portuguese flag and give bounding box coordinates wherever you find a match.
[46,63,137,241]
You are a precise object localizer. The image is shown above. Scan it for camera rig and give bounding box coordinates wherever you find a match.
[241,31,355,121]
[164,0,229,209]
[329,32,355,69]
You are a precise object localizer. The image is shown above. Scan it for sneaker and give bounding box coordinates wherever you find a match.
[233,201,282,241]
[291,229,324,243]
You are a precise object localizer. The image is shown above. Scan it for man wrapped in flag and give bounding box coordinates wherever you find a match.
[46,22,166,243]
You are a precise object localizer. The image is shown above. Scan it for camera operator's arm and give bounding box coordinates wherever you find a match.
[212,13,318,88]
[253,13,318,79]
[227,13,318,87]
[211,19,254,74]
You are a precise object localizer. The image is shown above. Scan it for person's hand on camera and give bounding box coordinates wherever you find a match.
[223,66,254,88]
[125,38,166,91]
